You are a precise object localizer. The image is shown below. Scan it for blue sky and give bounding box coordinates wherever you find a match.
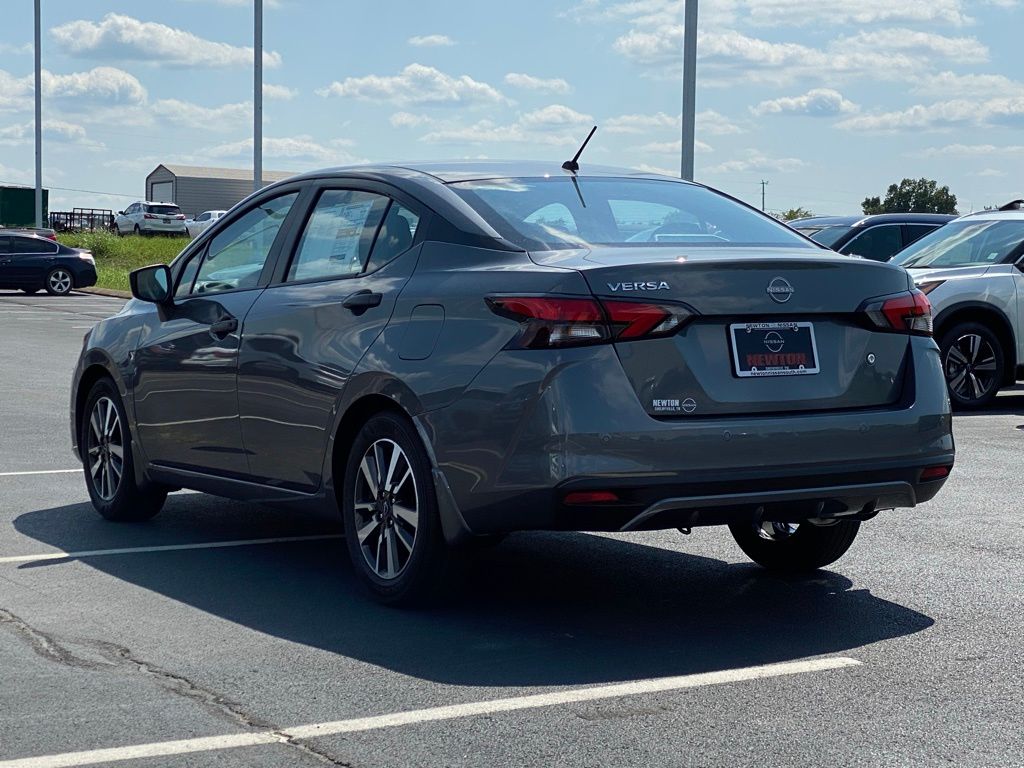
[0,0,1021,216]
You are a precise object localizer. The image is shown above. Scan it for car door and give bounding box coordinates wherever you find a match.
[237,186,424,491]
[839,224,903,261]
[0,236,12,287]
[4,235,59,286]
[132,191,300,476]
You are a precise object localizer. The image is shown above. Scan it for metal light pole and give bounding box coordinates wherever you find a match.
[253,0,263,192]
[680,0,698,181]
[34,0,43,227]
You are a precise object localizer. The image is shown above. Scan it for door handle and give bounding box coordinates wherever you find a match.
[209,317,238,338]
[342,290,383,314]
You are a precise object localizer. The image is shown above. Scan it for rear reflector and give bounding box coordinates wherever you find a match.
[864,289,933,336]
[564,491,619,505]
[487,296,695,349]
[920,465,952,481]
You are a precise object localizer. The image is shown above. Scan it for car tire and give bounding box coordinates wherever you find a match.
[133,225,142,237]
[729,519,861,572]
[341,411,447,605]
[81,378,167,522]
[939,322,1004,410]
[44,268,73,296]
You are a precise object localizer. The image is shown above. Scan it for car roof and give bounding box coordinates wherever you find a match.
[288,160,689,185]
[957,209,1024,222]
[140,201,181,206]
[789,213,957,228]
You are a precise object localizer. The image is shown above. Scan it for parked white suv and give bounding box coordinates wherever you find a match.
[185,210,227,239]
[114,202,187,236]
[891,202,1024,408]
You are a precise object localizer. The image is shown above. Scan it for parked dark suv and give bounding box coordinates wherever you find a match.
[70,162,954,603]
[789,214,955,261]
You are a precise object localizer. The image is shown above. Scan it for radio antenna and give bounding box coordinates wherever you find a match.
[562,125,597,173]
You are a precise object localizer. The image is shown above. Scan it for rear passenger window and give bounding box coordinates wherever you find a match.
[840,226,902,261]
[11,236,58,254]
[287,190,389,282]
[905,224,938,247]
[365,204,420,273]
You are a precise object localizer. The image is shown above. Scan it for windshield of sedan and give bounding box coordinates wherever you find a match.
[804,225,852,247]
[449,177,816,250]
[892,220,1024,268]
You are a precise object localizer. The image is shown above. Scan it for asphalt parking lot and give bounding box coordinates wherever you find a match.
[1,289,1022,768]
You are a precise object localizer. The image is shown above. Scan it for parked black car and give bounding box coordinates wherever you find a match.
[0,230,96,295]
[789,214,955,261]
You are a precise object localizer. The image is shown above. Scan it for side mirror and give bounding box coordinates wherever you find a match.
[117,211,124,216]
[130,264,172,304]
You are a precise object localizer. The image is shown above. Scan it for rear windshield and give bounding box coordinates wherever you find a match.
[449,177,816,251]
[892,220,1024,268]
[806,225,852,247]
[145,204,181,216]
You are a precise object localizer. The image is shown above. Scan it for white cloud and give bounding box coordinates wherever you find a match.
[706,151,805,174]
[206,135,356,163]
[419,119,580,147]
[913,71,1024,98]
[635,138,714,154]
[151,99,253,129]
[922,143,1024,156]
[839,97,1024,132]
[743,0,974,27]
[263,83,297,100]
[974,168,1006,177]
[390,112,433,128]
[317,64,506,106]
[504,73,571,94]
[0,42,31,55]
[0,70,31,111]
[835,29,987,62]
[752,89,859,117]
[41,66,148,105]
[0,119,99,149]
[519,104,593,127]
[50,13,281,68]
[408,34,455,47]
[605,109,742,135]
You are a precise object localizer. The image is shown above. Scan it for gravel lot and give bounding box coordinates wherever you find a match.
[1,289,1021,768]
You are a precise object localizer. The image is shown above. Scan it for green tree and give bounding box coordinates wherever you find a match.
[781,207,813,221]
[861,178,958,215]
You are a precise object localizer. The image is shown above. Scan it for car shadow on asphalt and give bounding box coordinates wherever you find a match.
[15,498,933,687]
[954,391,1024,418]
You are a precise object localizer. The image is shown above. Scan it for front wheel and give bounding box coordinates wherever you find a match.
[729,519,861,572]
[45,268,73,295]
[341,412,447,605]
[939,322,1003,409]
[81,378,167,522]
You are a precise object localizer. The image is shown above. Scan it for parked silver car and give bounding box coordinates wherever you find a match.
[892,203,1024,408]
[186,210,227,239]
[114,201,187,236]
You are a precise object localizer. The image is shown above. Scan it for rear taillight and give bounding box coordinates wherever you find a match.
[144,213,156,219]
[864,289,932,337]
[175,214,186,220]
[486,296,695,349]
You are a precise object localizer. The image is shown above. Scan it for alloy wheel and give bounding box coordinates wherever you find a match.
[755,521,799,542]
[86,397,124,501]
[48,269,72,294]
[944,333,998,403]
[353,438,419,580]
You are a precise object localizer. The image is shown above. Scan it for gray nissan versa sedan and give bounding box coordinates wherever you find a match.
[70,161,954,603]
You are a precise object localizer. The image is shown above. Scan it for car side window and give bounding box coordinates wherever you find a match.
[840,225,902,261]
[197,212,210,222]
[175,250,203,298]
[11,236,58,255]
[905,224,938,247]
[286,189,389,282]
[0,236,10,255]
[365,203,420,273]
[192,192,298,295]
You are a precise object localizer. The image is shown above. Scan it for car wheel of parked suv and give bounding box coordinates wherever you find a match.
[45,268,73,296]
[342,412,447,605]
[939,322,1003,410]
[81,378,167,522]
[728,519,861,572]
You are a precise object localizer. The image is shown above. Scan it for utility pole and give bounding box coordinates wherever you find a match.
[760,180,769,212]
[679,0,698,181]
[253,0,263,192]
[34,0,43,228]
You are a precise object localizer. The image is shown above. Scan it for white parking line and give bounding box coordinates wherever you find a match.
[0,534,344,564]
[0,469,80,477]
[0,656,861,768]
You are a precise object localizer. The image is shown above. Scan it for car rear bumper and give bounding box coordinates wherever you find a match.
[423,336,954,534]
[141,223,187,234]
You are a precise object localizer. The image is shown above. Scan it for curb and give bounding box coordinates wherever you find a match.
[80,287,132,299]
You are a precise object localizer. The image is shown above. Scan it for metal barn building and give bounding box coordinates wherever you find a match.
[145,165,295,219]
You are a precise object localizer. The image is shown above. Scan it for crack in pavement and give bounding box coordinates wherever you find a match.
[0,608,353,766]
